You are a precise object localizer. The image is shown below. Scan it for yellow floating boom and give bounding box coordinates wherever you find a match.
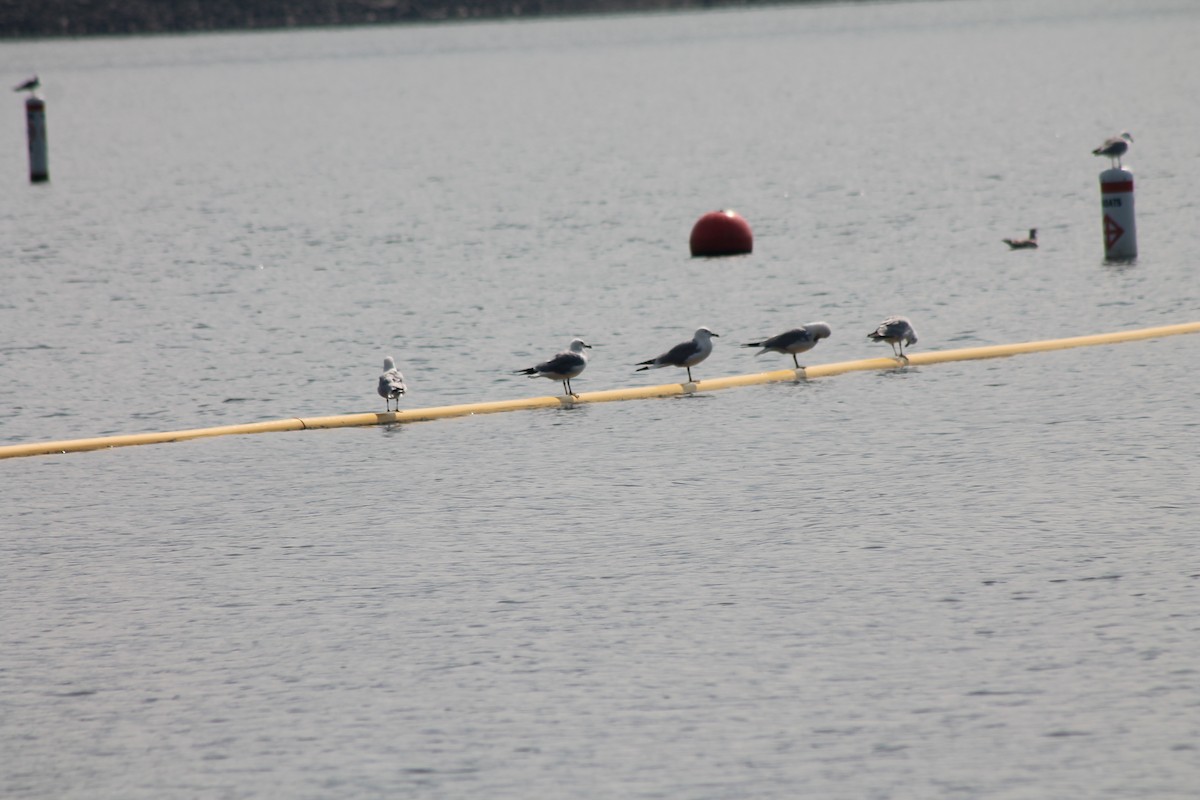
[2,321,1198,460]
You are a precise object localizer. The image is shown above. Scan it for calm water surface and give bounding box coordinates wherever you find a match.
[3,0,1200,797]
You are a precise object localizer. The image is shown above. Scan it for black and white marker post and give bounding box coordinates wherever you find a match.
[25,94,49,183]
[1099,168,1135,261]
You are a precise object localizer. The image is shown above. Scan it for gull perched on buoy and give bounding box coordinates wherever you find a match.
[377,356,407,411]
[636,327,719,383]
[1003,228,1038,249]
[1093,132,1133,168]
[742,322,832,368]
[13,74,39,94]
[515,338,591,397]
[868,316,918,358]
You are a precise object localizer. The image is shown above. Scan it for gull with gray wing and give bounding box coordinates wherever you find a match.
[516,338,591,396]
[636,327,719,383]
[1092,132,1133,169]
[377,356,407,411]
[13,75,39,94]
[867,316,918,358]
[742,322,832,368]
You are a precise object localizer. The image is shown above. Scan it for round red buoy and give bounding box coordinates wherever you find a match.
[689,210,753,257]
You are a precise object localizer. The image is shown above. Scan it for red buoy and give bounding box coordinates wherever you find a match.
[689,210,753,257]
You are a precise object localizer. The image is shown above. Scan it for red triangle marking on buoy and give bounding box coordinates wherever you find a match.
[1104,214,1125,250]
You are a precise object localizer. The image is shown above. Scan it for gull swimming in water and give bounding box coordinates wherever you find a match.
[1003,228,1038,249]
[515,337,591,396]
[742,322,832,368]
[377,356,407,411]
[636,327,719,383]
[1092,132,1133,168]
[13,75,39,94]
[867,316,918,358]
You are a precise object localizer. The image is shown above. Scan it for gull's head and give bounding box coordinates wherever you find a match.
[382,356,396,370]
[904,328,918,346]
[807,322,833,341]
[568,338,592,353]
[695,327,719,340]
[1120,131,1133,143]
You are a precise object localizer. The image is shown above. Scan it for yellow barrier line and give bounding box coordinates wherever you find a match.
[904,321,1200,366]
[299,396,565,429]
[0,418,308,460]
[2,321,1198,460]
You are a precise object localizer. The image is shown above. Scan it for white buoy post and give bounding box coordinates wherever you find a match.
[25,95,48,183]
[1099,167,1135,260]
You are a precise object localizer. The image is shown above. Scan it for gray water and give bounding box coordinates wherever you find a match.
[3,0,1200,797]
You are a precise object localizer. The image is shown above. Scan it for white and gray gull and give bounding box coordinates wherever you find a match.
[13,75,39,94]
[1092,131,1133,169]
[742,322,832,368]
[867,316,918,358]
[515,337,591,396]
[636,326,719,383]
[377,356,407,411]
